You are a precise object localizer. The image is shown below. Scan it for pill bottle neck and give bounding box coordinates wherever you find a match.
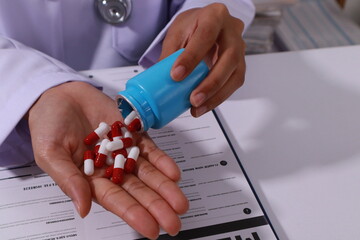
[117,86,155,132]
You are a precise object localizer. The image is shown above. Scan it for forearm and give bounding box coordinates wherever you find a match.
[0,36,91,166]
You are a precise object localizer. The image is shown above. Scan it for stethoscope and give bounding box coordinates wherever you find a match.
[96,0,132,24]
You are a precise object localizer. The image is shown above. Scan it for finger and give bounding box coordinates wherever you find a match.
[88,177,160,239]
[158,23,186,61]
[34,146,92,218]
[191,64,245,117]
[138,133,181,182]
[121,173,182,236]
[190,33,244,107]
[170,6,226,81]
[136,157,189,215]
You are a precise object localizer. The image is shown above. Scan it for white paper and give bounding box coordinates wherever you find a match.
[0,67,277,240]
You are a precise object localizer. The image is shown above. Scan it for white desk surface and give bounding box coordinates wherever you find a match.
[216,45,360,240]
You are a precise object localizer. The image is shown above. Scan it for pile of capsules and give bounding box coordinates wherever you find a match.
[82,111,142,184]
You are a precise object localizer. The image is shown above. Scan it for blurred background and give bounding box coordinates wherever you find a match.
[244,0,360,54]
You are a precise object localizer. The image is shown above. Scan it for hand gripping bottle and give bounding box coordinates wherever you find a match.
[116,49,209,132]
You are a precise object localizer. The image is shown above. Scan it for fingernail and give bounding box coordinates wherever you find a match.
[169,231,179,237]
[192,92,206,107]
[171,65,186,81]
[196,106,207,117]
[73,199,83,217]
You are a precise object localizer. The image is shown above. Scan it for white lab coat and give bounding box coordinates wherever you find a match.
[0,0,255,167]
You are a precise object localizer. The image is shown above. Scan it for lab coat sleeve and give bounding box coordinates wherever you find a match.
[139,0,255,68]
[0,36,90,167]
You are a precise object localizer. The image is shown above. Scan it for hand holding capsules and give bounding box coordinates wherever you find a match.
[28,81,189,239]
[160,3,246,117]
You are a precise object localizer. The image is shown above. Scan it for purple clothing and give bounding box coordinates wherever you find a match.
[0,0,255,167]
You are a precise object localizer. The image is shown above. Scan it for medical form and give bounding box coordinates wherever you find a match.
[0,66,277,240]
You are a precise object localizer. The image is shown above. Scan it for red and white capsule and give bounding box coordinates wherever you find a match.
[123,130,133,139]
[94,140,101,154]
[83,150,95,176]
[106,137,133,152]
[112,154,126,184]
[104,165,114,178]
[127,118,141,132]
[121,125,129,135]
[94,139,110,168]
[107,130,113,141]
[124,111,137,125]
[111,121,123,141]
[120,126,132,138]
[112,148,128,158]
[106,154,114,166]
[124,146,140,174]
[84,122,110,145]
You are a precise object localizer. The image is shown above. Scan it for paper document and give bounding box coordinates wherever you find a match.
[0,67,277,240]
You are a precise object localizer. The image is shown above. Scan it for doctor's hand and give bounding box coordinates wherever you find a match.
[28,81,188,239]
[160,3,246,117]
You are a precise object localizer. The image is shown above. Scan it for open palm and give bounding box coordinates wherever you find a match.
[28,81,188,239]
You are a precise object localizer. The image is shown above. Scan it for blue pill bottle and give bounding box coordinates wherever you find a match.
[117,49,209,132]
